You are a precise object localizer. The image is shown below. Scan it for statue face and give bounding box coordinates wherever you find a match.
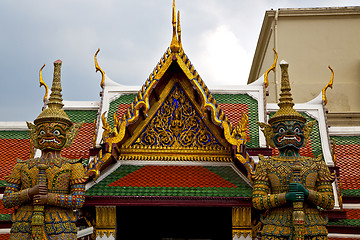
[272,120,305,150]
[36,122,68,150]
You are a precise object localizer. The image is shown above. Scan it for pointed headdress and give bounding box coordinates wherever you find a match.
[34,60,72,127]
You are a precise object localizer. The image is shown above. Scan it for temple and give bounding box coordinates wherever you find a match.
[0,3,359,240]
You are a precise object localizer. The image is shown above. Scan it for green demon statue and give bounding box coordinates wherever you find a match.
[253,61,334,239]
[3,60,86,240]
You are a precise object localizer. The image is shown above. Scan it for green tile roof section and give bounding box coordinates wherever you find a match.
[212,94,259,148]
[0,130,29,140]
[65,110,98,123]
[86,164,252,198]
[0,214,11,221]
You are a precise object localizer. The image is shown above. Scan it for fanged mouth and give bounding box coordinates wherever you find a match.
[279,135,301,142]
[41,138,60,144]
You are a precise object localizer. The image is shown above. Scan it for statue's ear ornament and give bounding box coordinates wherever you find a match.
[27,121,40,149]
[65,122,84,148]
[303,120,316,146]
[258,122,275,148]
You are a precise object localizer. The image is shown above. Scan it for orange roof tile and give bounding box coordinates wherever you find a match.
[61,122,95,160]
[0,234,9,240]
[0,139,30,180]
[108,165,238,188]
[334,144,360,190]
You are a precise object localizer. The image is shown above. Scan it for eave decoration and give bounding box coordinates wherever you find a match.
[85,0,255,181]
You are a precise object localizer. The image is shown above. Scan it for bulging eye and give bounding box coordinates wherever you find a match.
[279,128,285,133]
[39,130,46,136]
[53,130,60,136]
[294,128,301,134]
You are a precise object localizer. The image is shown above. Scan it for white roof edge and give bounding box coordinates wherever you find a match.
[104,74,141,91]
[329,126,360,136]
[63,100,100,110]
[0,121,28,130]
[328,233,360,239]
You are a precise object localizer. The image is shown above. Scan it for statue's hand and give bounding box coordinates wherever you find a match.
[285,191,304,202]
[28,185,48,199]
[33,194,48,205]
[289,183,309,198]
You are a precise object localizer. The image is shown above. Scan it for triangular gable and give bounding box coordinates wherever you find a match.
[86,4,255,181]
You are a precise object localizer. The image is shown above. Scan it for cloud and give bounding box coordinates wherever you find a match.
[195,25,252,87]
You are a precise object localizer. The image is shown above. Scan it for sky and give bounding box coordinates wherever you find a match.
[0,0,359,121]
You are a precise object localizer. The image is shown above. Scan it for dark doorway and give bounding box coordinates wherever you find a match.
[116,206,232,240]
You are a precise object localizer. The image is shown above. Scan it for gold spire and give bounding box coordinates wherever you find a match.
[177,10,182,50]
[39,64,49,104]
[322,66,334,105]
[170,0,180,52]
[268,61,306,125]
[34,60,72,126]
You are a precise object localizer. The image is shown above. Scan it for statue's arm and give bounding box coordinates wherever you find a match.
[307,162,335,210]
[3,163,31,208]
[252,160,287,210]
[47,163,87,209]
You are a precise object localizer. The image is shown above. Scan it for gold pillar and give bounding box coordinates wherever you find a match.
[95,206,116,238]
[232,207,252,238]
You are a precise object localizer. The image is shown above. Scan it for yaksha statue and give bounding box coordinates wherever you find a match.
[253,61,334,239]
[3,60,86,240]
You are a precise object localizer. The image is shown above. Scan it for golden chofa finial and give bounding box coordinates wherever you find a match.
[95,48,105,89]
[170,0,180,52]
[39,64,49,104]
[264,48,278,89]
[177,10,182,50]
[322,66,334,105]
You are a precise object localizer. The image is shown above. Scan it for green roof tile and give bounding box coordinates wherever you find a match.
[65,110,97,123]
[0,130,29,140]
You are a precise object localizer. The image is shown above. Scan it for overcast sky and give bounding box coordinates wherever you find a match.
[1,0,359,121]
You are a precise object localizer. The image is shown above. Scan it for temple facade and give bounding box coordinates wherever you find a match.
[0,3,359,240]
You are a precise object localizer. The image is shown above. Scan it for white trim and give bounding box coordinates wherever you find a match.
[343,204,360,209]
[0,229,11,234]
[0,122,28,130]
[63,101,100,111]
[329,126,360,136]
[0,194,3,200]
[328,233,360,239]
[77,227,94,238]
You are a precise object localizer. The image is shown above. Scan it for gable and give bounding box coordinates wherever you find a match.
[131,84,223,149]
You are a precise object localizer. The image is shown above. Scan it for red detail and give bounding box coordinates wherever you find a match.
[62,122,95,160]
[0,201,13,215]
[219,103,250,142]
[108,165,238,188]
[346,209,360,220]
[116,104,130,120]
[334,144,360,190]
[0,139,30,181]
[0,234,10,240]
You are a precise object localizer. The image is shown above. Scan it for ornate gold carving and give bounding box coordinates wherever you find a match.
[264,48,278,89]
[132,85,223,149]
[232,207,252,238]
[258,122,275,148]
[95,48,105,89]
[39,64,48,104]
[322,65,334,105]
[95,206,116,238]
